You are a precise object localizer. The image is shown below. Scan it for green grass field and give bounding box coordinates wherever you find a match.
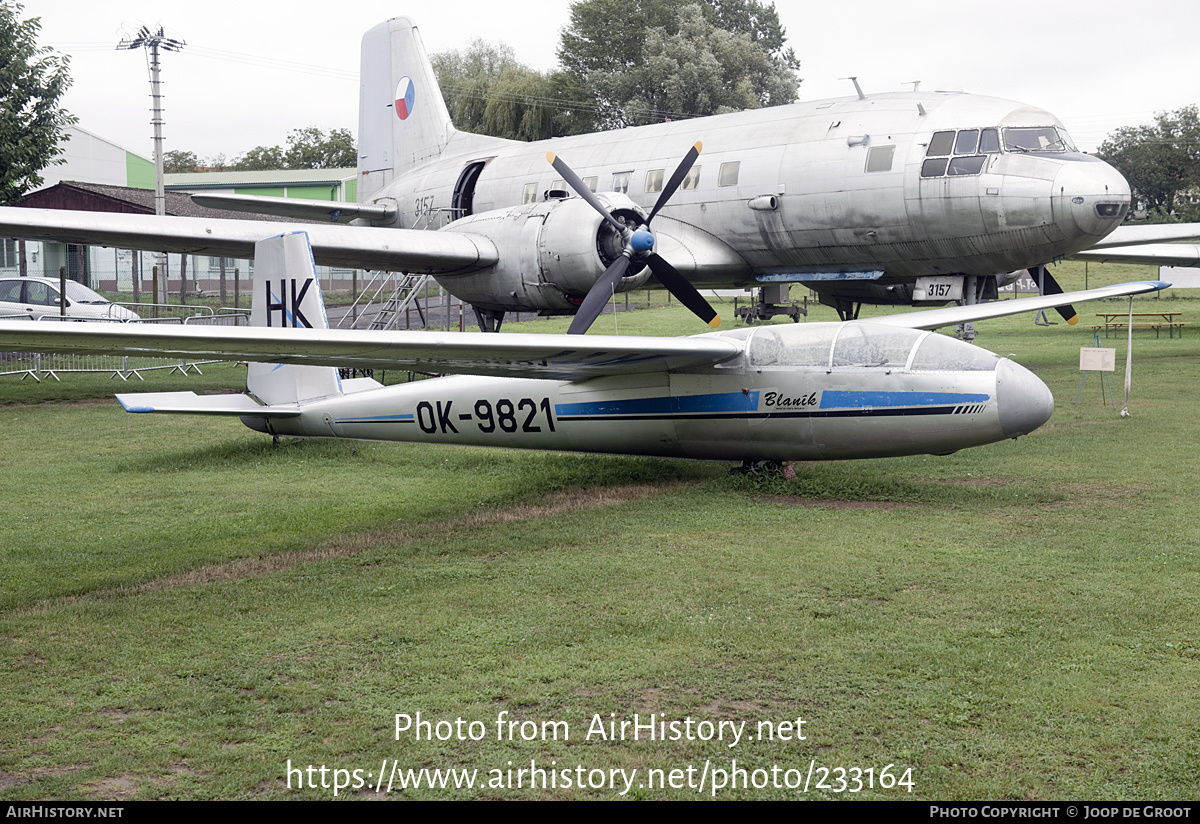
[2,263,1198,799]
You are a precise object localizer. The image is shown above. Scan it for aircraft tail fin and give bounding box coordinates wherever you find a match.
[357,17,454,204]
[247,232,344,406]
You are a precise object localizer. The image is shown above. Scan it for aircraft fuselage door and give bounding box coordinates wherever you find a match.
[451,161,488,222]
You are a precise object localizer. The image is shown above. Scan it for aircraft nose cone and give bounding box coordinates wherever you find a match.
[996,358,1054,438]
[1054,158,1132,242]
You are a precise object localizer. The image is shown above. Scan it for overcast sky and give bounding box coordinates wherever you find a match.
[25,0,1200,160]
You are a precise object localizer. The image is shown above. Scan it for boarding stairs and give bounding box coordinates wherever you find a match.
[336,272,430,331]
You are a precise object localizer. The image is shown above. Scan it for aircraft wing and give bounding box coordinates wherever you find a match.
[0,207,495,275]
[1068,223,1200,267]
[869,281,1170,331]
[0,322,742,381]
[1091,223,1200,246]
[188,193,397,225]
[1070,244,1200,267]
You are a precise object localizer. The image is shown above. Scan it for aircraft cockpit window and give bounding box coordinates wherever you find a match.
[947,155,987,176]
[718,161,740,187]
[645,169,664,193]
[831,325,923,369]
[522,182,537,204]
[923,128,1003,177]
[927,131,955,157]
[748,326,840,369]
[954,130,979,155]
[1003,126,1076,153]
[921,157,949,177]
[910,333,1001,371]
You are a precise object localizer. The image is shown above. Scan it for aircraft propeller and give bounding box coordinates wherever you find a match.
[1028,265,1080,325]
[547,143,721,335]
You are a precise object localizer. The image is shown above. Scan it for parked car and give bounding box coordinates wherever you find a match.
[0,277,139,321]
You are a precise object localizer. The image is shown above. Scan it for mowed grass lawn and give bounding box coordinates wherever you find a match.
[2,269,1198,799]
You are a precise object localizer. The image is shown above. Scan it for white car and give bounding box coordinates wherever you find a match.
[0,277,139,321]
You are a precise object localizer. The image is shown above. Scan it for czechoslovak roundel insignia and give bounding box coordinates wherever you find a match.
[395,76,415,120]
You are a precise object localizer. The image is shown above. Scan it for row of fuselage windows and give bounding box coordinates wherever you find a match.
[921,126,1074,179]
[520,161,742,204]
[512,125,1074,201]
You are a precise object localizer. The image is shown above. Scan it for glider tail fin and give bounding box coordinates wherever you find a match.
[247,232,343,406]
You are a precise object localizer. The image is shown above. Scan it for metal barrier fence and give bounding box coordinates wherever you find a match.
[0,352,216,382]
[0,310,249,381]
[109,303,252,325]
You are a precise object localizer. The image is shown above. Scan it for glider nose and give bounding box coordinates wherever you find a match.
[996,358,1054,438]
[1053,158,1131,243]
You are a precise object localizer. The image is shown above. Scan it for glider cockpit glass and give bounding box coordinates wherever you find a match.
[743,324,1002,373]
[909,332,1002,372]
[747,324,840,368]
[830,324,924,369]
[745,323,930,371]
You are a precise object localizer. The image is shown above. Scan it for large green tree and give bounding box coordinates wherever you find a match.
[558,0,799,129]
[431,0,800,139]
[1099,106,1200,220]
[432,40,560,141]
[0,2,75,204]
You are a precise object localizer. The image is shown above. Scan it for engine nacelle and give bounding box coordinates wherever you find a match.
[437,194,653,313]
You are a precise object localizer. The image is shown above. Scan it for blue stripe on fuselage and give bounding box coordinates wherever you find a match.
[819,390,989,409]
[337,414,414,423]
[556,391,759,417]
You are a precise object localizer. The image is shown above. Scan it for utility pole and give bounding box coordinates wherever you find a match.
[118,26,185,304]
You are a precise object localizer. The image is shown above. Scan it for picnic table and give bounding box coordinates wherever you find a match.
[1092,312,1186,339]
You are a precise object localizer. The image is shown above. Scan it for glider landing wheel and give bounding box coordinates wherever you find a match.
[729,460,788,476]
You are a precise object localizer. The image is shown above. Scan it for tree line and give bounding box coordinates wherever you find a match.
[162,127,356,173]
